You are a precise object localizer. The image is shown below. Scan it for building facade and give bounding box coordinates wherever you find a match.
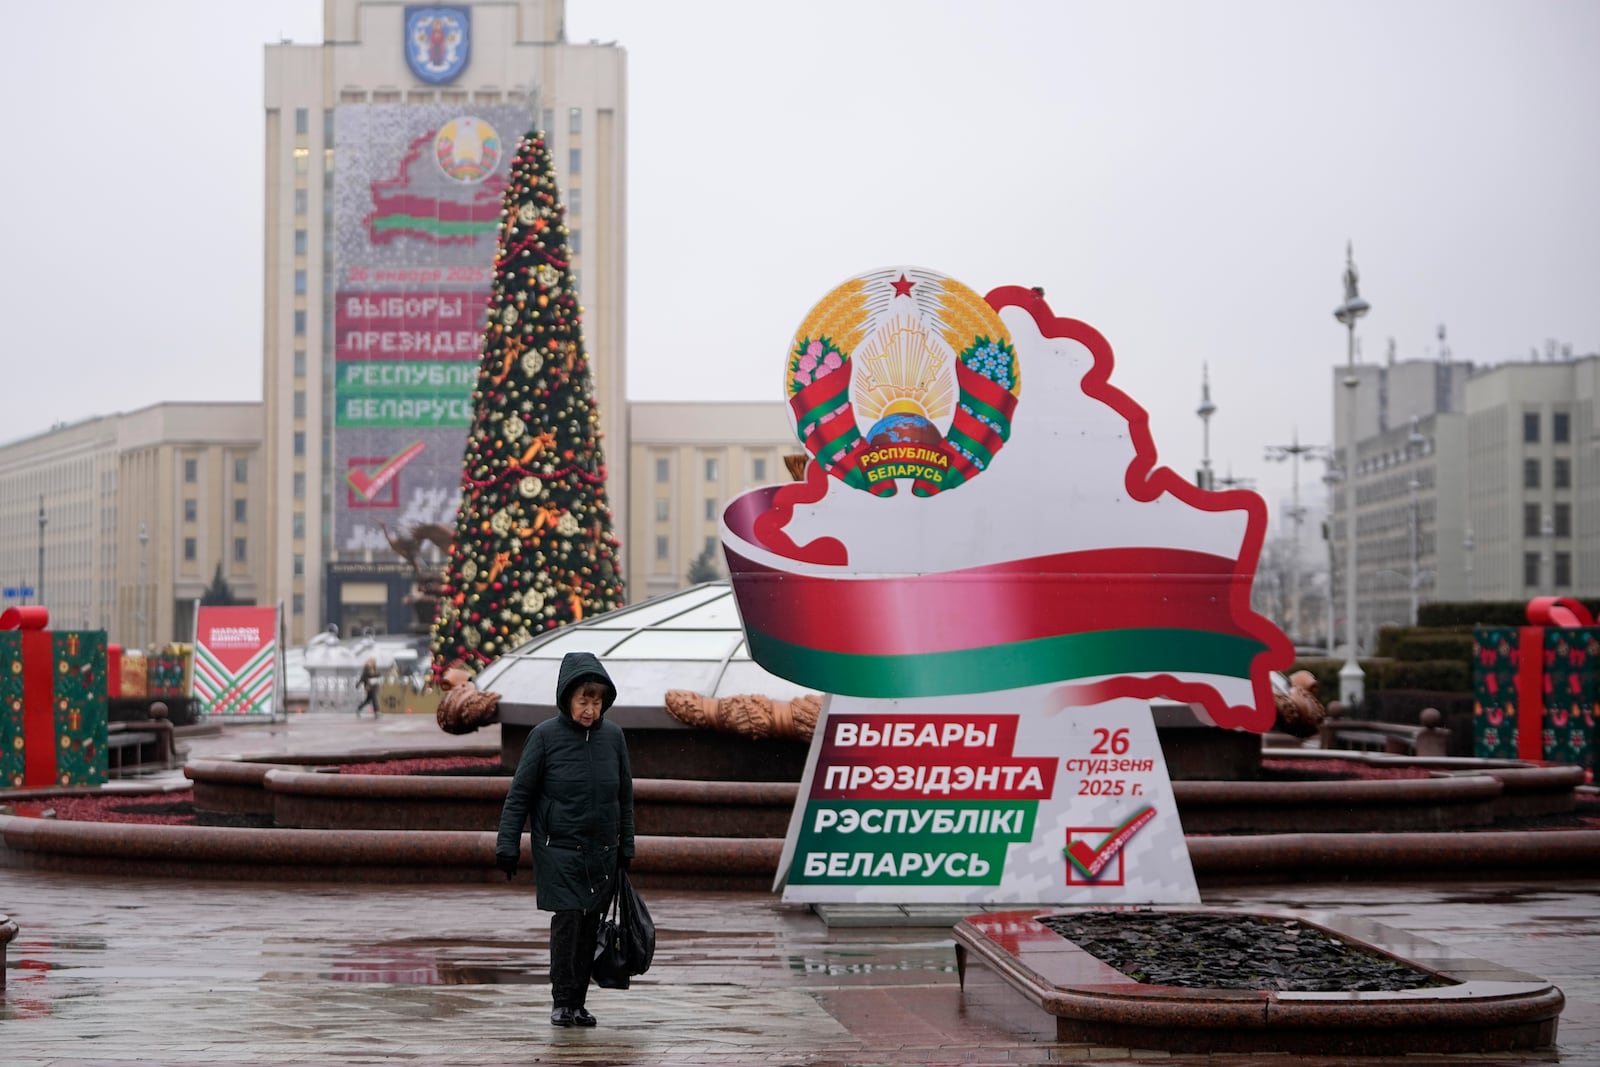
[0,404,267,649]
[627,402,798,602]
[1329,351,1600,651]
[263,0,626,643]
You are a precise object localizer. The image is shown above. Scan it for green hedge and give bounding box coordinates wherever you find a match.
[1372,658,1470,692]
[1380,630,1475,662]
[1285,657,1469,708]
[1418,600,1600,627]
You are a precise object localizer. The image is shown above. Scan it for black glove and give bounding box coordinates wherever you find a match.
[496,854,519,880]
[618,853,632,871]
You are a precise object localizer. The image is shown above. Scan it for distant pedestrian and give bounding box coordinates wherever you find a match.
[496,651,635,1028]
[356,658,379,718]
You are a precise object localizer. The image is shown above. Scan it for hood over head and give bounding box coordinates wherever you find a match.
[555,650,618,718]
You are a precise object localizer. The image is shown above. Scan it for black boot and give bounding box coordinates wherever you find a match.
[550,1006,576,1027]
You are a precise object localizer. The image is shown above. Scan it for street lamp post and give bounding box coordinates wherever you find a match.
[138,523,149,651]
[1407,474,1421,625]
[1334,242,1370,706]
[37,496,46,608]
[1265,431,1332,645]
[1406,417,1426,626]
[1196,364,1216,490]
[1542,511,1555,590]
[1322,464,1342,654]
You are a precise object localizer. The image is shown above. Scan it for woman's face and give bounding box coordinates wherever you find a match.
[570,683,606,727]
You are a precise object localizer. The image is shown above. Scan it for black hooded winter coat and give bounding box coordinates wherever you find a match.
[495,651,635,913]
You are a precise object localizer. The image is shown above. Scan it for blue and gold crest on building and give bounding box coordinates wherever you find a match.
[405,6,471,85]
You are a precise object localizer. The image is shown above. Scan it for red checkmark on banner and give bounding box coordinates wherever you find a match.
[1065,805,1157,880]
[346,441,426,500]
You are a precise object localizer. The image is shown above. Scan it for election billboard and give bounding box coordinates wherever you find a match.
[332,103,530,552]
[721,268,1294,905]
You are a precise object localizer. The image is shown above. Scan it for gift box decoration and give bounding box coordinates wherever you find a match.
[0,606,109,788]
[1473,596,1597,772]
[120,651,149,698]
[148,649,190,699]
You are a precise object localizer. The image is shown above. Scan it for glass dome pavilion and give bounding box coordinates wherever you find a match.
[474,581,817,726]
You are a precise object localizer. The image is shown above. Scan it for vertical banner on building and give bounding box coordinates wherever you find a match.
[722,269,1293,905]
[192,606,279,719]
[332,103,530,553]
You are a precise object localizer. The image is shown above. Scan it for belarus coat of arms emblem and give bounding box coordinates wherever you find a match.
[784,267,1021,497]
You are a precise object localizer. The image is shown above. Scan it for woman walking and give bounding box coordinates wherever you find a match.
[496,651,635,1027]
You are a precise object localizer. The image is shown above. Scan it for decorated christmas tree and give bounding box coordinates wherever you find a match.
[430,126,625,676]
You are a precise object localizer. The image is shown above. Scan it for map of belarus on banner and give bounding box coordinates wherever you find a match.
[720,268,1293,905]
[192,606,279,719]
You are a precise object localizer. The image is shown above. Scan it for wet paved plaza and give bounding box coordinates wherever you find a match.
[3,714,1598,1065]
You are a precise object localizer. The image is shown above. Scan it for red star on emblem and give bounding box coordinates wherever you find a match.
[890,274,915,297]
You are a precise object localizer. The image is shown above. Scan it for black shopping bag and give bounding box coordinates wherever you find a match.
[617,870,655,974]
[591,869,653,989]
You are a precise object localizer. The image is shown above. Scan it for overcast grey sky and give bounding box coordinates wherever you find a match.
[4,0,1598,511]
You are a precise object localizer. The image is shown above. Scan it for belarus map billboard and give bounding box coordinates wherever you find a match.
[332,103,528,552]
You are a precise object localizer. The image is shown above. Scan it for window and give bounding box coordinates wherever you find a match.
[184,538,196,561]
[294,391,306,418]
[655,458,668,483]
[323,108,333,143]
[234,459,248,483]
[1554,411,1570,443]
[705,498,716,521]
[542,108,554,134]
[705,535,717,554]
[655,535,668,561]
[293,511,305,538]
[293,431,306,457]
[293,554,304,578]
[184,458,197,483]
[654,499,669,522]
[294,189,308,216]
[569,148,581,175]
[234,500,247,523]
[1524,458,1541,489]
[1556,552,1572,586]
[295,310,307,336]
[704,457,719,481]
[569,107,582,134]
[569,230,581,256]
[1524,412,1540,442]
[294,146,309,175]
[1555,457,1571,489]
[1555,503,1572,537]
[569,187,581,215]
[294,348,306,377]
[294,270,307,295]
[293,593,305,616]
[295,107,308,135]
[294,230,307,256]
[234,538,248,563]
[1524,503,1542,537]
[1525,552,1542,587]
[293,472,305,500]
[184,499,197,523]
[752,457,767,482]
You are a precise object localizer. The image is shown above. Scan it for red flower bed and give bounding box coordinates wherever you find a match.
[1261,758,1433,780]
[10,792,198,825]
[336,755,503,775]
